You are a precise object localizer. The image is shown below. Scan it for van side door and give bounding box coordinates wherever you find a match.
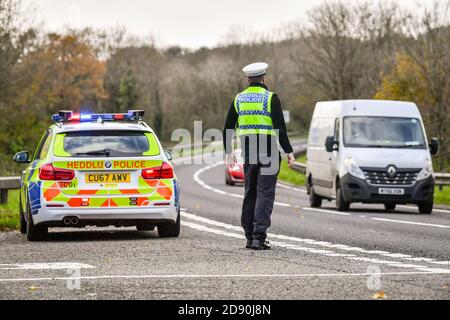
[329,118,340,192]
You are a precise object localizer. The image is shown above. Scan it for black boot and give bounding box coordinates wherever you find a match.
[246,240,253,249]
[251,239,271,251]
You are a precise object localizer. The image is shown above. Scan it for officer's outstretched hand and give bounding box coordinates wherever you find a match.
[287,153,296,168]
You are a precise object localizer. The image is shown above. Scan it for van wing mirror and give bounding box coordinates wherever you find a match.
[429,138,439,156]
[14,151,31,164]
[325,136,339,153]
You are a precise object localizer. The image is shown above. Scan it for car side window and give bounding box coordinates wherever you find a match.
[33,130,52,161]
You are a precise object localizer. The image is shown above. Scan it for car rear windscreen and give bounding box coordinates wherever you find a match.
[59,131,157,157]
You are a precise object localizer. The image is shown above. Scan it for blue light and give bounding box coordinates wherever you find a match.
[80,114,92,121]
[52,114,63,122]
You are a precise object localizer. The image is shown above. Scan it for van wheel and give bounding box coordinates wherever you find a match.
[309,186,322,208]
[19,200,27,234]
[418,201,433,215]
[336,183,350,212]
[158,209,180,238]
[384,204,397,212]
[26,202,48,242]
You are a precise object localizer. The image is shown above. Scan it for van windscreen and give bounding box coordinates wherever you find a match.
[343,117,426,149]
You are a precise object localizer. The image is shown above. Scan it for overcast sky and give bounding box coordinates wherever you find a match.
[30,0,435,48]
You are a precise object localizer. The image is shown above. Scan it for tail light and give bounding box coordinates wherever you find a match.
[142,163,174,180]
[39,164,75,181]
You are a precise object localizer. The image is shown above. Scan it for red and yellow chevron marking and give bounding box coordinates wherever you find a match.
[42,179,174,208]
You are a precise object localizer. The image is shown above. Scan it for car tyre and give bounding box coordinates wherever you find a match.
[309,186,322,208]
[26,202,48,242]
[418,201,433,215]
[384,203,397,212]
[19,200,27,234]
[158,208,180,238]
[336,182,350,212]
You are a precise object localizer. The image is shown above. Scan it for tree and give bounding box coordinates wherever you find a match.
[0,33,107,174]
[376,1,449,171]
[0,0,35,99]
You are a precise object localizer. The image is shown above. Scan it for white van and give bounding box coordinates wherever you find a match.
[306,100,439,214]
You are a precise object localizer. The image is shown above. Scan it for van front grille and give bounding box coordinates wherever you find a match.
[362,168,420,186]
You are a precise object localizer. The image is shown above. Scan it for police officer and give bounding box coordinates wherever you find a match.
[223,62,295,250]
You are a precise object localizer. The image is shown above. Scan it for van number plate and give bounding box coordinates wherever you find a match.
[379,188,405,195]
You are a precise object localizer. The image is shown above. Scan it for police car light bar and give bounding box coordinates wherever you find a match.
[52,110,145,123]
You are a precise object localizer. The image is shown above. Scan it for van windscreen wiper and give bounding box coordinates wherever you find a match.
[75,149,111,157]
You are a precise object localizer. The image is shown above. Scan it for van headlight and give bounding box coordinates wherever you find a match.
[417,160,433,181]
[344,156,366,180]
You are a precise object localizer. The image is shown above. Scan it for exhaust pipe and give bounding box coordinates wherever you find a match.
[63,217,72,226]
[70,217,79,226]
[63,217,79,227]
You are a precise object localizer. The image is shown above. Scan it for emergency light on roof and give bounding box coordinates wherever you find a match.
[51,110,145,123]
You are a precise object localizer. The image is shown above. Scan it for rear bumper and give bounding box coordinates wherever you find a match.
[34,206,178,226]
[341,174,435,204]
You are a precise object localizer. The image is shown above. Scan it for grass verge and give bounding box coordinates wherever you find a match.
[0,190,20,231]
[278,155,307,187]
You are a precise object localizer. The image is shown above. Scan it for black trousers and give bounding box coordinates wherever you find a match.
[241,160,280,241]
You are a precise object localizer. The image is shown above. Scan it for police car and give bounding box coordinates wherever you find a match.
[14,110,180,241]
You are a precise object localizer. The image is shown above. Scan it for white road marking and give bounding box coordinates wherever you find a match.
[0,263,95,270]
[397,205,450,214]
[1,270,449,283]
[301,207,351,216]
[371,218,450,229]
[277,183,307,194]
[181,211,450,270]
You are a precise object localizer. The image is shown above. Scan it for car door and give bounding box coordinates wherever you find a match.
[22,129,52,216]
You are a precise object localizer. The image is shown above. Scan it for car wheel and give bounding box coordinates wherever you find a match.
[384,203,397,212]
[309,186,322,208]
[136,224,155,231]
[26,202,48,242]
[336,183,350,212]
[19,200,27,234]
[158,208,180,238]
[418,201,433,215]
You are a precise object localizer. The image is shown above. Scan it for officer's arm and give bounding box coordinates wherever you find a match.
[271,95,294,154]
[223,102,238,155]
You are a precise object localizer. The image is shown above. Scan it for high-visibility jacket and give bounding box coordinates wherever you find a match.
[234,86,276,136]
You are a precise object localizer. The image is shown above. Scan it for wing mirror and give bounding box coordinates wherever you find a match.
[14,151,31,164]
[429,138,439,156]
[164,150,173,161]
[325,136,339,153]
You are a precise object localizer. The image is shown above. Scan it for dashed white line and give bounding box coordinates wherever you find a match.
[301,207,351,216]
[1,271,449,283]
[0,263,95,270]
[277,183,307,194]
[371,218,450,229]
